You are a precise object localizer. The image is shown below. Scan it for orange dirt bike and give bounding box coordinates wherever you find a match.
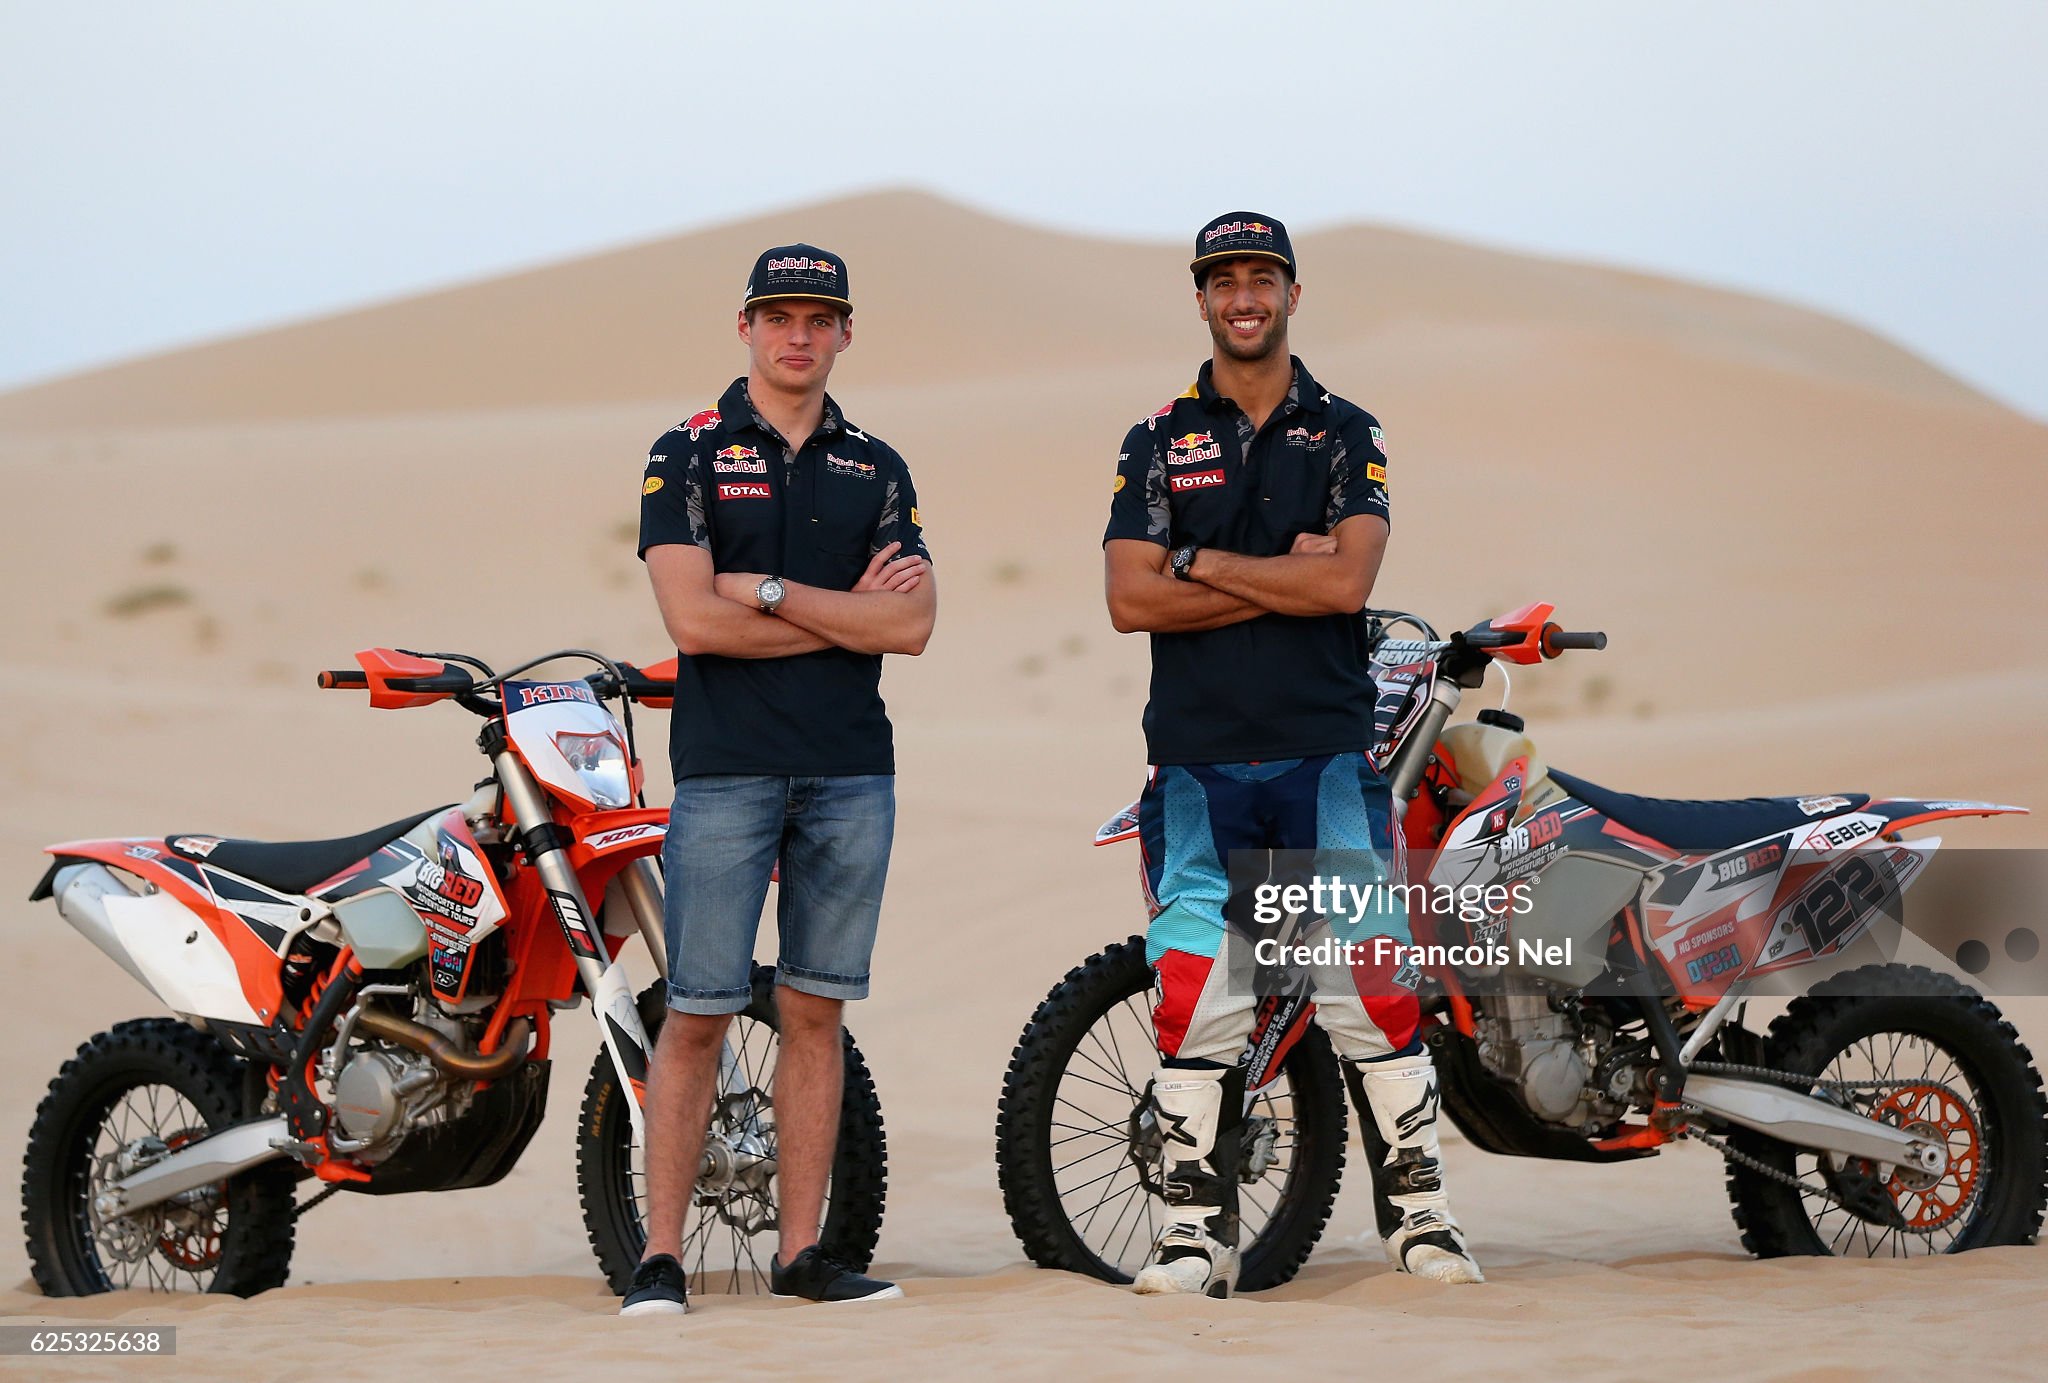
[24,648,886,1297]
[995,604,2046,1287]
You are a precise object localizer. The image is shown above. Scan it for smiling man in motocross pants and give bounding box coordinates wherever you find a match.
[627,245,936,1315]
[1103,213,1483,1296]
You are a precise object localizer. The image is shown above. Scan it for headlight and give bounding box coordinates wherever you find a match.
[554,731,631,808]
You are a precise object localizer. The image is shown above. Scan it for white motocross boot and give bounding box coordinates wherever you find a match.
[1353,1052,1485,1283]
[1132,1066,1240,1298]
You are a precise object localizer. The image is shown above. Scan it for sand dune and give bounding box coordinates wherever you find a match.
[1,190,2044,1378]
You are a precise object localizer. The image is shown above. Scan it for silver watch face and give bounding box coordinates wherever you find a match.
[758,577,786,608]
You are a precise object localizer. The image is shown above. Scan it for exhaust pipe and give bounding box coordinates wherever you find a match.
[356,1010,533,1080]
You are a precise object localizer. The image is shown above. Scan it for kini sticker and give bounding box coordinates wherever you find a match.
[643,476,664,495]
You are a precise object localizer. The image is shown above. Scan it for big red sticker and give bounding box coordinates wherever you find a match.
[717,482,772,500]
[1168,469,1226,492]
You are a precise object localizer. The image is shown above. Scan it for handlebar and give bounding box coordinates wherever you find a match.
[316,670,368,690]
[1544,630,1607,653]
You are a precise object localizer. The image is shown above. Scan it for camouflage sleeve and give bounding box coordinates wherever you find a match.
[638,434,710,558]
[1325,412,1390,532]
[1103,420,1169,546]
[873,449,932,563]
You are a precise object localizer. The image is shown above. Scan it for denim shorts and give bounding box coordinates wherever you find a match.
[662,774,895,1015]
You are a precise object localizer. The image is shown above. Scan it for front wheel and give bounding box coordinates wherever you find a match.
[577,968,889,1296]
[1726,963,2048,1257]
[22,1018,298,1296]
[995,937,1348,1291]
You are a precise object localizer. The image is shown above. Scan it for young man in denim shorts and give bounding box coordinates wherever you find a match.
[1104,213,1483,1296]
[626,245,936,1314]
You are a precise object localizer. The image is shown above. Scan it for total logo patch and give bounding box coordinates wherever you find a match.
[825,454,876,479]
[643,476,664,495]
[717,482,772,501]
[1168,469,1226,492]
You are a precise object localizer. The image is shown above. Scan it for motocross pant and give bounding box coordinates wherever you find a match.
[1139,752,1420,1068]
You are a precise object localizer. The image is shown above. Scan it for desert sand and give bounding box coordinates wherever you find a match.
[1,190,2044,1380]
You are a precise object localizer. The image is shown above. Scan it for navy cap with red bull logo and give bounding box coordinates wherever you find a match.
[1189,213,1296,283]
[744,243,852,312]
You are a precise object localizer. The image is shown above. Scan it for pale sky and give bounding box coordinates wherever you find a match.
[3,1,2042,417]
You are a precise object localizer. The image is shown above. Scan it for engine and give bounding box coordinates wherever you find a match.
[1474,992,1628,1133]
[325,1005,472,1162]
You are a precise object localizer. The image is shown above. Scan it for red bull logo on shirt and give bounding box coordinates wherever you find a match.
[682,408,722,441]
[1168,431,1222,466]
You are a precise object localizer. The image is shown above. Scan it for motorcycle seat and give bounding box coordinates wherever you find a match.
[164,807,451,895]
[1547,770,1867,852]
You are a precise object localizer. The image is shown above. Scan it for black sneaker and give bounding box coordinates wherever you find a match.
[620,1253,689,1317]
[770,1246,904,1303]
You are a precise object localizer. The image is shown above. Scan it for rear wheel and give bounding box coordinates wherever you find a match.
[1727,964,2047,1257]
[577,967,888,1296]
[995,937,1347,1291]
[22,1019,297,1296]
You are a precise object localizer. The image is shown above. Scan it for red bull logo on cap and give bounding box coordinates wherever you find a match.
[767,256,835,276]
[1204,220,1273,243]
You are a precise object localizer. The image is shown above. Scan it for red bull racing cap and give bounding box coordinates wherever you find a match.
[744,243,852,312]
[1190,212,1296,284]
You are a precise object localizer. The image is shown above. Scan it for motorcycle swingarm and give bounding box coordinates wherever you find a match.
[1683,1074,1942,1170]
[102,1116,293,1217]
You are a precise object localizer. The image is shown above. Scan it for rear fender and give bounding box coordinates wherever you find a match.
[1093,799,1141,846]
[1863,798,2028,836]
[40,839,290,1021]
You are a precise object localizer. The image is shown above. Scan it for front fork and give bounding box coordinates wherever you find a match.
[493,749,653,1142]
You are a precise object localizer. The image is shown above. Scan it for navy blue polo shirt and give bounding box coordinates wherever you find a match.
[638,377,930,779]
[1104,358,1390,766]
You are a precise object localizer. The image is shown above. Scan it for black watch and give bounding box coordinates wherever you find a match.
[1170,544,1199,583]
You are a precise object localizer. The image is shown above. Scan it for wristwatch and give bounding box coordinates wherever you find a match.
[1170,544,1200,583]
[754,576,787,614]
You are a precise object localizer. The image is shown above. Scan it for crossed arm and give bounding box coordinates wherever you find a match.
[646,542,937,658]
[1104,514,1388,634]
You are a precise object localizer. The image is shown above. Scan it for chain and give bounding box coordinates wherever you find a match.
[294,1184,344,1221]
[1677,1062,1976,1232]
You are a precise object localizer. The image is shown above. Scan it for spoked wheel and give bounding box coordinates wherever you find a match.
[22,1019,297,1296]
[1727,964,2048,1258]
[996,937,1347,1291]
[577,968,888,1297]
